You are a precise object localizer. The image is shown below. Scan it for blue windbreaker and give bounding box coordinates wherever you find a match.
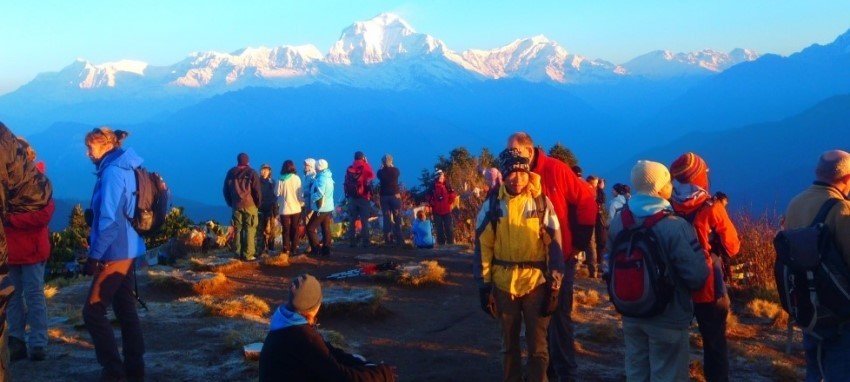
[89,148,146,262]
[310,169,334,213]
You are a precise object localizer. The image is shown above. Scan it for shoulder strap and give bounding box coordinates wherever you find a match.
[534,193,549,240]
[811,198,841,227]
[642,210,670,229]
[487,191,501,233]
[620,205,636,229]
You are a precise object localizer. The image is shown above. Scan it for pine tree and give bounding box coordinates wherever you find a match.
[549,142,579,167]
[479,147,497,170]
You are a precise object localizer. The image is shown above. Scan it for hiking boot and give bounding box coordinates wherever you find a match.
[29,346,46,361]
[243,256,257,262]
[8,336,26,361]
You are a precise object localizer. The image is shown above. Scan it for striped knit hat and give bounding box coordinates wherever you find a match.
[670,152,709,189]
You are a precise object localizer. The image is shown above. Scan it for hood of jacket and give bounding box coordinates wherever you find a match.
[628,194,673,217]
[671,182,710,215]
[269,305,308,331]
[316,169,333,182]
[97,148,142,175]
[280,173,294,182]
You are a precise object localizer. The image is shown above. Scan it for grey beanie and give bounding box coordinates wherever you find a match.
[287,274,322,313]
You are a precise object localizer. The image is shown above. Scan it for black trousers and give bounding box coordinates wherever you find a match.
[694,297,730,382]
[279,213,300,254]
[306,212,333,256]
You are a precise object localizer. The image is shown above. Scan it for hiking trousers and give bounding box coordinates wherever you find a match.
[622,321,689,382]
[7,262,48,348]
[433,213,454,245]
[347,197,372,246]
[694,296,730,382]
[82,258,145,380]
[307,212,333,256]
[232,206,258,259]
[494,285,550,382]
[380,195,403,245]
[257,208,275,254]
[279,213,300,254]
[804,327,850,382]
[548,259,577,381]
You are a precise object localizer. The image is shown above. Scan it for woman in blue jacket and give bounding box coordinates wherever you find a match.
[82,127,146,382]
[306,159,334,257]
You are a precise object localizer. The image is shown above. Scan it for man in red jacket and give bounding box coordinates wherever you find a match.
[344,151,375,248]
[427,170,457,246]
[508,132,596,382]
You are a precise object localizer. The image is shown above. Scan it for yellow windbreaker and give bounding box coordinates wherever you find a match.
[477,172,562,297]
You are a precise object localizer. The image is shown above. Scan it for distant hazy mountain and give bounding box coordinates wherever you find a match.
[622,48,759,78]
[608,94,850,213]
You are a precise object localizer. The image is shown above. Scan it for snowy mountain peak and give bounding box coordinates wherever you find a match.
[622,48,759,78]
[327,13,448,65]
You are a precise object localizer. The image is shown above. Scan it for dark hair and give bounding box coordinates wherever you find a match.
[281,160,297,175]
[85,126,129,147]
[715,191,728,202]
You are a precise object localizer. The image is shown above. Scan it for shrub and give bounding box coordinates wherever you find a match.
[733,210,782,290]
[574,288,601,307]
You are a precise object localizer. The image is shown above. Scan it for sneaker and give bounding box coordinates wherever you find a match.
[29,346,46,361]
[243,256,258,262]
[8,336,26,361]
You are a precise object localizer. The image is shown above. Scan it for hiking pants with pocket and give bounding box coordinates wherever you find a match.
[347,197,372,245]
[548,259,577,381]
[232,206,258,258]
[433,213,454,245]
[280,213,300,254]
[694,296,730,382]
[494,285,550,382]
[380,195,403,245]
[623,320,690,382]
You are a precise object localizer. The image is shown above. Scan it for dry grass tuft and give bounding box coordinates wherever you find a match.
[396,261,446,286]
[320,287,387,317]
[578,321,620,344]
[149,267,229,295]
[770,359,803,382]
[744,298,790,329]
[44,285,59,299]
[190,256,248,273]
[195,294,271,318]
[689,360,706,382]
[574,288,601,307]
[261,253,290,268]
[223,325,268,351]
[726,311,757,339]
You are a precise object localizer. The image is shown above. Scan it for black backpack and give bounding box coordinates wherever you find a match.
[130,167,170,236]
[606,206,675,318]
[774,198,850,336]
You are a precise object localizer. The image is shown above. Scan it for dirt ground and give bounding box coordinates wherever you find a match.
[11,244,806,381]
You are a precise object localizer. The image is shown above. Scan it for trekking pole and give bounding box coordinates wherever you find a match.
[133,264,149,311]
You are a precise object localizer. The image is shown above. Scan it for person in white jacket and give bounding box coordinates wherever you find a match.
[608,183,631,222]
[276,160,303,255]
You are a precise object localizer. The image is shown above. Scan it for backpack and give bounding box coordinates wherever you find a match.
[606,206,675,318]
[344,165,368,198]
[774,198,850,336]
[130,167,170,236]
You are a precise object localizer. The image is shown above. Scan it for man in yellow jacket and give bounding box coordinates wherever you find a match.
[474,148,565,382]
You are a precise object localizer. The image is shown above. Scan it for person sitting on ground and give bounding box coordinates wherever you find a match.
[259,274,396,382]
[411,210,435,249]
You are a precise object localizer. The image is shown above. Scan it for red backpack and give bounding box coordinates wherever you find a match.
[344,164,369,199]
[606,206,675,318]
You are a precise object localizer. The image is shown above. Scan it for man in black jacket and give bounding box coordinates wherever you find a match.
[259,274,395,382]
[0,122,53,381]
[257,163,276,255]
[223,153,262,261]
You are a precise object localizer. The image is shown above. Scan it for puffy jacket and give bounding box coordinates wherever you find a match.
[311,169,335,213]
[609,194,709,329]
[785,183,850,271]
[345,159,374,199]
[259,305,395,382]
[530,148,596,257]
[276,174,303,216]
[89,148,146,262]
[474,172,566,297]
[223,165,261,209]
[428,181,456,216]
[671,183,741,303]
[6,199,55,265]
[0,122,53,337]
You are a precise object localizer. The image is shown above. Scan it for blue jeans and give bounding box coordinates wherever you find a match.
[7,262,48,348]
[380,195,403,244]
[348,197,372,246]
[804,328,850,382]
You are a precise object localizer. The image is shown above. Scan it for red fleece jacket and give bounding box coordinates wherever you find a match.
[6,199,55,265]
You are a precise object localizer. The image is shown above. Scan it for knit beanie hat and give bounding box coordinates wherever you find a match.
[287,274,322,313]
[499,148,531,177]
[304,158,316,169]
[354,151,366,160]
[237,153,249,166]
[670,152,709,189]
[630,160,671,197]
[316,159,329,171]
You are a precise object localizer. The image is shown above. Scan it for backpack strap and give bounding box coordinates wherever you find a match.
[620,206,669,230]
[810,198,841,227]
[643,210,670,229]
[620,206,636,229]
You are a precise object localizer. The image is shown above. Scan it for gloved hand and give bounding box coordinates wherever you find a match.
[82,258,104,277]
[479,285,497,319]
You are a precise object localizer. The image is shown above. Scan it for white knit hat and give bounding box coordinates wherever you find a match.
[316,159,329,171]
[630,160,671,196]
[304,158,316,168]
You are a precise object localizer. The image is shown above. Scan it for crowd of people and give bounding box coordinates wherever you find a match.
[0,120,846,382]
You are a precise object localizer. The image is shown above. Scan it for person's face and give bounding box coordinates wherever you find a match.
[658,180,674,200]
[505,171,529,195]
[598,180,605,189]
[261,168,271,178]
[304,164,313,174]
[438,174,445,183]
[85,140,113,163]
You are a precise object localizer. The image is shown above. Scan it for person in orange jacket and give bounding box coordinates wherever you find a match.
[669,152,740,382]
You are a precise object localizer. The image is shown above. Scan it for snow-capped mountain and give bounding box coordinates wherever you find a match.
[462,35,625,83]
[622,48,759,78]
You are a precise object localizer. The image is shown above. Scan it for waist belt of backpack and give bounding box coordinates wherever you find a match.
[492,258,546,270]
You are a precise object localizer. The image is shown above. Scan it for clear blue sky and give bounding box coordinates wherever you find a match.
[2,0,849,95]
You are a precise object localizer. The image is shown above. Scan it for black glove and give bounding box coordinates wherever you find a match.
[479,285,497,319]
[82,258,103,277]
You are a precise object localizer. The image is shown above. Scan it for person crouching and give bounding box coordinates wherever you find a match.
[474,148,566,382]
[259,274,396,381]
